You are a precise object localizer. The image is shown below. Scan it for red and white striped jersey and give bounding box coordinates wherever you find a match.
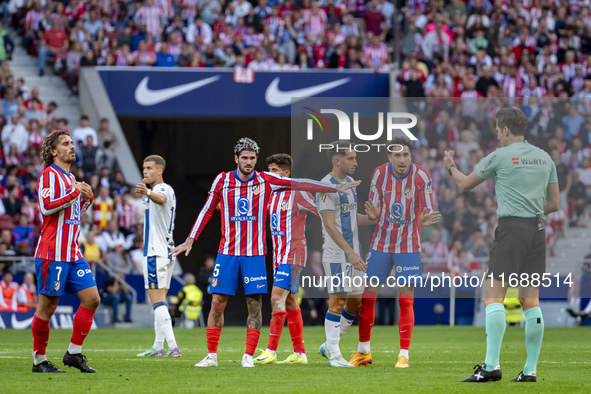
[269,189,318,268]
[35,164,93,262]
[134,5,163,36]
[363,43,388,68]
[189,170,336,256]
[369,163,435,254]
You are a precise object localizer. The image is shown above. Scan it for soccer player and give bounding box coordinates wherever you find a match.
[443,108,559,382]
[351,137,440,368]
[135,155,181,357]
[317,141,376,367]
[171,138,357,368]
[32,130,99,373]
[254,153,318,365]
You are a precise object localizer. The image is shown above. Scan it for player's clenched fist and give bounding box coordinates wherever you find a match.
[135,181,148,196]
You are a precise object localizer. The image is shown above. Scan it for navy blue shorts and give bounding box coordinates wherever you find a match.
[365,250,422,285]
[36,258,97,296]
[209,253,267,296]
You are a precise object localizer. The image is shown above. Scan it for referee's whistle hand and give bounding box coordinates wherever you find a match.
[443,150,455,167]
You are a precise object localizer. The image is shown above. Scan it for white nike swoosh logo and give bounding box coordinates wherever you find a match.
[11,315,34,329]
[265,77,351,107]
[149,273,156,277]
[134,75,221,106]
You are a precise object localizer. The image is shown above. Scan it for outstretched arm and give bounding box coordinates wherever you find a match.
[171,173,224,257]
[443,150,485,192]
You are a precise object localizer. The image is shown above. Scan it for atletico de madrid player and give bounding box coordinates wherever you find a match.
[32,130,100,373]
[351,137,441,368]
[254,154,318,365]
[172,138,359,368]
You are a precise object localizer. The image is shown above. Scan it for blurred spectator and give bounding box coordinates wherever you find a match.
[71,114,98,148]
[116,193,137,234]
[101,272,133,323]
[80,135,99,174]
[421,228,449,263]
[107,239,132,274]
[568,171,587,227]
[0,269,17,311]
[128,234,144,275]
[93,186,114,230]
[38,16,69,77]
[2,113,28,154]
[13,215,33,254]
[17,272,37,312]
[81,229,102,264]
[96,220,126,253]
[3,186,22,216]
[176,273,203,328]
[0,242,15,271]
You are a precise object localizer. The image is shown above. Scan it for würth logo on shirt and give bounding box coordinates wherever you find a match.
[512,157,519,165]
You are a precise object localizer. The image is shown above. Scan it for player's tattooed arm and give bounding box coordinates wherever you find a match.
[246,294,262,330]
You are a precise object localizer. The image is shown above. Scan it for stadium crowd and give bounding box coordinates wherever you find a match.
[1,0,591,313]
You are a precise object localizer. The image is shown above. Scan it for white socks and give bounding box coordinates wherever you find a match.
[33,352,47,365]
[67,343,82,354]
[339,309,356,338]
[154,304,177,350]
[399,349,409,359]
[358,341,371,354]
[325,310,342,358]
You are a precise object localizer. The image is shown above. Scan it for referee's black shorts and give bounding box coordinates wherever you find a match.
[487,217,546,281]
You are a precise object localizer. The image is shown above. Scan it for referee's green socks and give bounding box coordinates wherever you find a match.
[523,307,544,375]
[484,303,506,369]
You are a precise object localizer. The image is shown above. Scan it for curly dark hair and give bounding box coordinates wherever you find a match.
[389,136,415,154]
[41,130,70,167]
[265,153,292,171]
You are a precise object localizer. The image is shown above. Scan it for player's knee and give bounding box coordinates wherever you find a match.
[347,298,362,313]
[520,298,539,309]
[85,295,101,311]
[270,295,285,311]
[211,297,227,313]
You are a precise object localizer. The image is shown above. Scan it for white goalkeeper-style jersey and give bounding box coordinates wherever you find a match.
[143,183,176,258]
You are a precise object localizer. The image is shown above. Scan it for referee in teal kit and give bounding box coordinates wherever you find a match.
[443,107,559,383]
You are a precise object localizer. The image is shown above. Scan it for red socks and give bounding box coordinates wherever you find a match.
[359,290,377,342]
[267,311,287,352]
[286,308,305,353]
[206,327,222,353]
[399,295,415,350]
[32,315,50,356]
[70,306,95,346]
[245,328,260,356]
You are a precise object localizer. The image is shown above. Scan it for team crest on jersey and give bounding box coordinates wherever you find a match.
[405,188,413,199]
[54,281,61,291]
[211,279,217,287]
[252,184,263,195]
[281,201,289,211]
[41,188,51,198]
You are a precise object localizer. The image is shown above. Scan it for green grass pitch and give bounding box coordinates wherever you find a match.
[1,326,589,393]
